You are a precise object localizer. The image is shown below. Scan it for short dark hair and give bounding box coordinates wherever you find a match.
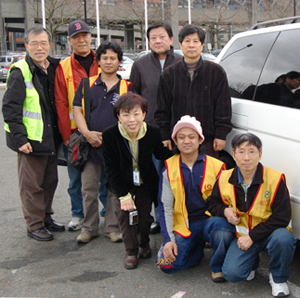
[113,92,148,119]
[231,133,262,152]
[147,21,173,40]
[24,26,52,44]
[286,71,300,80]
[275,74,287,83]
[178,25,205,44]
[96,41,123,62]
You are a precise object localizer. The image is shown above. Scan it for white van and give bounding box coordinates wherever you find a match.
[216,17,300,239]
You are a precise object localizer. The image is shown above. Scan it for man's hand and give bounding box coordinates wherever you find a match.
[237,235,253,251]
[224,205,241,225]
[18,142,33,154]
[120,198,135,211]
[63,140,69,147]
[85,131,102,148]
[163,241,178,263]
[213,138,226,151]
[163,139,172,150]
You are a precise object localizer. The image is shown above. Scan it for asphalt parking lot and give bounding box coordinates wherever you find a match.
[1,89,300,298]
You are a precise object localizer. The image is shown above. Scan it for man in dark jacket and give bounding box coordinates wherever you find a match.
[2,26,65,241]
[206,133,296,297]
[130,21,182,234]
[154,24,232,158]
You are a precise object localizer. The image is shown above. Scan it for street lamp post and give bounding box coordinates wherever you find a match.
[144,0,148,51]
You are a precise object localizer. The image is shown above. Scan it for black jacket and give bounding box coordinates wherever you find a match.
[2,54,61,155]
[154,58,232,142]
[130,47,182,125]
[206,163,291,243]
[102,123,173,206]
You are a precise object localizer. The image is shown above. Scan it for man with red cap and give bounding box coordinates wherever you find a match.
[155,115,235,281]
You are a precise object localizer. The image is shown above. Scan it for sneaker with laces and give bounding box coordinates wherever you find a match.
[269,273,290,297]
[68,217,84,231]
[246,270,255,281]
[105,232,123,243]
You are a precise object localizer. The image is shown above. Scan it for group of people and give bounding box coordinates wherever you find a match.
[2,19,296,298]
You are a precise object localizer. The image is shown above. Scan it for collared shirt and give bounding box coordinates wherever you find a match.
[73,73,135,164]
[180,153,209,224]
[33,59,50,74]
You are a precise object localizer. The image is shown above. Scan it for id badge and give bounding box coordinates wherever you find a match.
[133,169,140,186]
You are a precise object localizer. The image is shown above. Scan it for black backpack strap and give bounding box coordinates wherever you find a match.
[82,77,91,128]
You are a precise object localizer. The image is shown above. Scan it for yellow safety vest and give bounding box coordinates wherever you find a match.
[78,74,132,117]
[165,154,225,238]
[4,59,44,142]
[59,56,101,129]
[218,167,292,237]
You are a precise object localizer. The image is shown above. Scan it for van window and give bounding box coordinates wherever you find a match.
[258,28,300,85]
[219,32,278,97]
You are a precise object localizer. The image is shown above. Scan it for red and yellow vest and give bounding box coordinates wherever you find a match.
[218,166,292,238]
[165,154,225,238]
[59,56,101,129]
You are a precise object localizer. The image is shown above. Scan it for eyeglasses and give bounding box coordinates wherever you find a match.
[234,150,259,157]
[27,41,49,48]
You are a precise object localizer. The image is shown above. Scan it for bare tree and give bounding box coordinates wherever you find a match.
[27,0,95,54]
[110,0,163,50]
[195,1,240,49]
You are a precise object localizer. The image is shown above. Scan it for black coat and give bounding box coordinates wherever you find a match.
[102,123,173,206]
[2,54,61,155]
[130,47,182,125]
[154,58,232,142]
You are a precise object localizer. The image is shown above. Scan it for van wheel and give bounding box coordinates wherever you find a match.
[219,151,236,169]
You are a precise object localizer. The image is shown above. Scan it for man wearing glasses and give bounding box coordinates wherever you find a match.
[207,133,296,297]
[2,26,65,241]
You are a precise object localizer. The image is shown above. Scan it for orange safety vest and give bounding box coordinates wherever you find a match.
[218,166,292,238]
[165,154,225,238]
[59,56,101,129]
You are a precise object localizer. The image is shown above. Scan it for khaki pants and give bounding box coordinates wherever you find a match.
[18,153,58,231]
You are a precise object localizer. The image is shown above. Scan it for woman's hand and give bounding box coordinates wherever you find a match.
[120,198,135,211]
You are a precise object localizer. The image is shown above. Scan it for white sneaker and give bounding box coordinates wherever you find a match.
[269,273,290,297]
[68,217,84,231]
[246,270,255,281]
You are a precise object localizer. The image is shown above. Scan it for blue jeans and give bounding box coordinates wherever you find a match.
[222,228,297,283]
[98,168,107,217]
[152,155,165,222]
[156,217,235,274]
[63,145,84,218]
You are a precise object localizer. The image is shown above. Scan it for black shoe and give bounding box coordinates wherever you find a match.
[45,219,65,232]
[139,246,151,259]
[27,227,54,241]
[150,222,160,234]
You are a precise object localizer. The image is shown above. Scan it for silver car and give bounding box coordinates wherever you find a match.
[0,67,9,83]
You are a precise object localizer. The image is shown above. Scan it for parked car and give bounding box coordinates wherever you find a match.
[212,49,222,57]
[215,16,300,239]
[201,52,216,62]
[11,55,25,65]
[0,55,14,69]
[0,67,9,82]
[117,56,134,80]
[123,53,136,61]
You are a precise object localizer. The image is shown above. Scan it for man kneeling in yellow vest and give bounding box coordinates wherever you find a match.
[207,133,296,297]
[155,115,235,282]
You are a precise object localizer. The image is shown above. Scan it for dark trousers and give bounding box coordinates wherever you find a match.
[114,185,153,256]
[202,140,219,159]
[18,153,58,231]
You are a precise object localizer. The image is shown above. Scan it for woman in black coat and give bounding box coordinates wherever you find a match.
[102,92,172,269]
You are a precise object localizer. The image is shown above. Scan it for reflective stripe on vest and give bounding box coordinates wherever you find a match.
[59,57,101,130]
[165,154,225,238]
[4,59,44,142]
[218,166,292,238]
